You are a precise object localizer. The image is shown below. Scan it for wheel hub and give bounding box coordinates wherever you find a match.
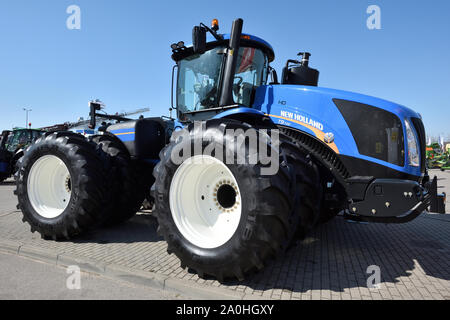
[169,155,242,249]
[214,181,239,211]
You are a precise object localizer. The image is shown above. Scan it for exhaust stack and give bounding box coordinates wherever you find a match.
[219,18,243,107]
[282,52,320,87]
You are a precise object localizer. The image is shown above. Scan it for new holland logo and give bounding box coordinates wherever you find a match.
[279,110,324,131]
[324,132,335,144]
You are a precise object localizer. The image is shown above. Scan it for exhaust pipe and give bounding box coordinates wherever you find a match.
[219,18,243,108]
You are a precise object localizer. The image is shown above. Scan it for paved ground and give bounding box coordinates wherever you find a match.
[0,169,449,300]
[0,252,185,300]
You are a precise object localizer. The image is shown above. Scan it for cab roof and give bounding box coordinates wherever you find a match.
[11,128,42,132]
[172,33,275,62]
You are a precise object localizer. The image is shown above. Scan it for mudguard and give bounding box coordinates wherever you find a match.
[107,117,174,160]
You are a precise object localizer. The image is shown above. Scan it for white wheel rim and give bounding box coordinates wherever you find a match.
[27,155,72,219]
[169,155,242,249]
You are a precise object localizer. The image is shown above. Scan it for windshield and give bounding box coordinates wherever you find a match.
[233,47,268,106]
[7,131,29,152]
[177,46,225,114]
[6,130,42,153]
[177,46,268,115]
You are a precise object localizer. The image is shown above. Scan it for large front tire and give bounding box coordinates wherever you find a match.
[153,119,297,281]
[15,132,112,240]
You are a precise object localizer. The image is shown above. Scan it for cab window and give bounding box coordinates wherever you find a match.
[233,47,268,106]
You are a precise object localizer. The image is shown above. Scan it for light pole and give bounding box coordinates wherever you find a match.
[23,108,32,128]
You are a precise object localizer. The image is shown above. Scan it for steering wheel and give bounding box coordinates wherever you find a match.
[233,76,244,97]
[234,76,243,87]
[200,87,218,109]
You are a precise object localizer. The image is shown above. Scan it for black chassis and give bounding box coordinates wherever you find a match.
[344,175,444,223]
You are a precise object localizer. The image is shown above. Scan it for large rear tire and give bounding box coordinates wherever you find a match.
[90,134,154,225]
[15,132,112,240]
[153,119,298,281]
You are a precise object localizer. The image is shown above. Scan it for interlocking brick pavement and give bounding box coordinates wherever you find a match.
[0,170,449,300]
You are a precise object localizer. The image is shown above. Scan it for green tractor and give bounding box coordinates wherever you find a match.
[0,128,44,182]
[436,154,450,171]
[426,143,450,170]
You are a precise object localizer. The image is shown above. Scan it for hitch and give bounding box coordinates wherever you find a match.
[429,176,446,213]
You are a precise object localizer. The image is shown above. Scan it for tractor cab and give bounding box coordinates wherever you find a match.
[171,19,274,122]
[5,129,43,153]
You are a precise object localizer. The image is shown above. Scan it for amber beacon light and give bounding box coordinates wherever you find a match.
[211,19,219,31]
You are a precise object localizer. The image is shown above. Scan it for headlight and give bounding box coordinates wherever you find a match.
[405,119,420,167]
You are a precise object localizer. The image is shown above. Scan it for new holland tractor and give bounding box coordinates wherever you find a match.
[14,19,445,281]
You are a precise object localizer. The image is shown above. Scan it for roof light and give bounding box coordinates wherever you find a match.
[170,43,178,50]
[211,19,219,31]
[177,41,185,48]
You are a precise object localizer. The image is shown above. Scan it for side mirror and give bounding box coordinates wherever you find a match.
[269,67,279,85]
[192,26,206,54]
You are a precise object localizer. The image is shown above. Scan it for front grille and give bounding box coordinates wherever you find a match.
[333,99,405,167]
[410,117,426,173]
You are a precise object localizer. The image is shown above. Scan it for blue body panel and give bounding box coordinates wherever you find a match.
[249,85,422,177]
[109,128,136,142]
[0,161,8,173]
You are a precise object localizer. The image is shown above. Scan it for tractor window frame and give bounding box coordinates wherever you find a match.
[232,47,269,107]
[176,46,227,119]
[175,44,269,121]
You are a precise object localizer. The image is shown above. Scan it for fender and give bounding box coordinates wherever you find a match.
[213,106,277,129]
[108,117,173,160]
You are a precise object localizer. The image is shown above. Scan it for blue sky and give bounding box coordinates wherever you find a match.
[0,0,449,137]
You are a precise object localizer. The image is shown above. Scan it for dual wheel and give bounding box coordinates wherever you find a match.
[15,120,325,281]
[153,119,322,281]
[15,131,149,240]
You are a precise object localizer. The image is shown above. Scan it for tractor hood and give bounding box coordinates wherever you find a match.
[254,84,424,178]
[254,85,421,121]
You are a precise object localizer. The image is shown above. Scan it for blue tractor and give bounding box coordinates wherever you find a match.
[15,19,443,281]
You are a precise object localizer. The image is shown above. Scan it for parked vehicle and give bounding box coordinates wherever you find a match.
[0,128,43,182]
[14,19,445,281]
